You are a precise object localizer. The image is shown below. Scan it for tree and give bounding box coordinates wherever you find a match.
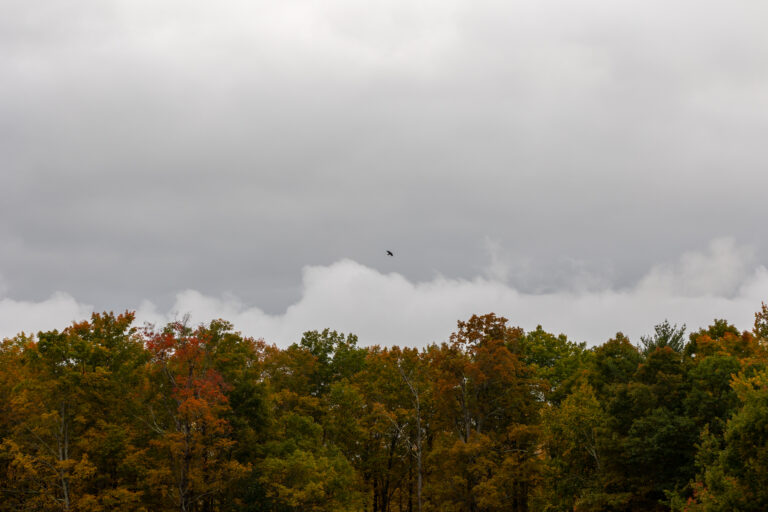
[539,382,614,511]
[427,314,543,512]
[295,329,366,397]
[639,320,687,356]
[143,320,247,511]
[0,312,147,511]
[258,329,364,511]
[518,325,587,403]
[576,334,699,510]
[395,347,429,512]
[754,302,768,342]
[681,369,768,511]
[351,346,417,512]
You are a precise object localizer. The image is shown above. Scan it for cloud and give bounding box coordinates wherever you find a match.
[637,238,756,297]
[3,238,765,347]
[0,292,93,338]
[3,0,768,314]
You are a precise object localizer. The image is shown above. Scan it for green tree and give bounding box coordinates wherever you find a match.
[539,382,615,511]
[295,329,367,397]
[519,325,587,403]
[639,320,687,356]
[681,369,768,511]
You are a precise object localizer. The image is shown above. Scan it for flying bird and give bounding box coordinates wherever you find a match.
[386,250,394,257]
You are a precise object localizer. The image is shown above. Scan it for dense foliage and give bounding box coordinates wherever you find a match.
[2,305,768,511]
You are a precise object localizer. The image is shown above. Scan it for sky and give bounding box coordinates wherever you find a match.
[2,0,768,346]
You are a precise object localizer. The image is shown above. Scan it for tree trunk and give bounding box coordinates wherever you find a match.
[59,400,71,511]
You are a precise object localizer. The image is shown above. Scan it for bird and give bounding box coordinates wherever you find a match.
[386,250,394,257]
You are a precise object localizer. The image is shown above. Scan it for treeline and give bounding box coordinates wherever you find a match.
[2,307,768,511]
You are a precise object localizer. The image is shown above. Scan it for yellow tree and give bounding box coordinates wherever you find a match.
[348,346,425,512]
[427,314,543,512]
[0,312,147,511]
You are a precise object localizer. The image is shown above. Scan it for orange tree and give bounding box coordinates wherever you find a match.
[142,320,247,511]
[425,314,543,512]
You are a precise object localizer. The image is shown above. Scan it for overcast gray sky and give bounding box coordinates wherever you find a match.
[2,0,768,346]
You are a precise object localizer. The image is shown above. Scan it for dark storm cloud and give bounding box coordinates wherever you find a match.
[2,0,768,336]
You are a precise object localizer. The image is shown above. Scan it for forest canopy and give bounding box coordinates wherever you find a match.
[2,305,768,511]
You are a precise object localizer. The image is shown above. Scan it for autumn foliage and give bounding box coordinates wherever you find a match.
[2,307,768,511]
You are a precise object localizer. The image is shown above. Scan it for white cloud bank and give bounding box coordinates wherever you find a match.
[2,238,767,347]
[0,292,93,339]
